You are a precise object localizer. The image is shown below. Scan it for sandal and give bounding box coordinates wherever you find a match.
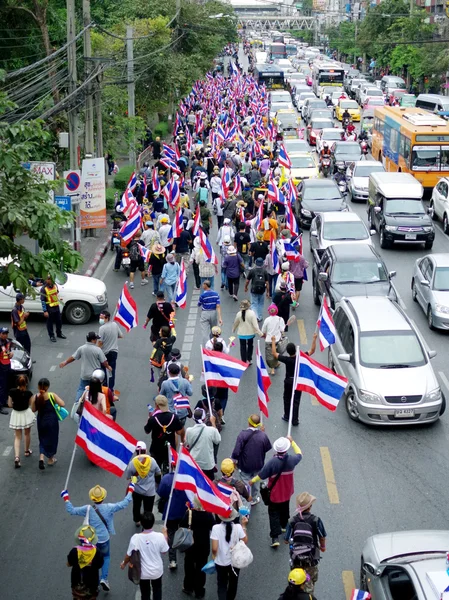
[48,458,57,466]
[39,459,45,470]
[14,457,21,469]
[25,449,32,457]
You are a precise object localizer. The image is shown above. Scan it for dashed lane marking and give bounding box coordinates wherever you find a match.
[342,570,356,600]
[98,252,116,282]
[57,353,63,359]
[297,319,307,346]
[49,365,56,372]
[2,446,12,457]
[320,446,340,504]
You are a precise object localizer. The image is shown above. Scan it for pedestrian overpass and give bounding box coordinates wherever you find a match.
[238,15,316,30]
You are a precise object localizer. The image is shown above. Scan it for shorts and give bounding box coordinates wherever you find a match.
[294,277,304,291]
[130,258,145,273]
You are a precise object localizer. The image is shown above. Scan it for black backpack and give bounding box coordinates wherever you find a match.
[289,514,318,567]
[129,242,140,261]
[251,267,266,295]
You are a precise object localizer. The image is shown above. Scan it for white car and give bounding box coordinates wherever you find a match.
[316,128,345,154]
[347,160,385,202]
[430,177,449,233]
[359,86,383,106]
[295,92,315,115]
[310,211,374,253]
[0,271,108,325]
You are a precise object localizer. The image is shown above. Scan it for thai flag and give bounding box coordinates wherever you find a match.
[202,348,248,392]
[169,177,180,208]
[169,445,178,465]
[216,481,234,497]
[285,200,299,237]
[173,206,184,239]
[126,171,137,191]
[185,127,193,154]
[175,260,187,309]
[163,144,176,160]
[236,128,245,146]
[285,179,298,205]
[317,296,336,351]
[140,244,151,262]
[221,169,231,200]
[233,173,241,197]
[283,242,300,263]
[174,446,232,517]
[75,401,137,477]
[114,283,138,332]
[160,156,181,174]
[256,344,271,417]
[253,139,262,156]
[119,188,137,217]
[350,592,371,600]
[296,352,348,412]
[192,208,201,237]
[253,197,264,231]
[152,168,161,197]
[174,393,190,411]
[206,72,214,81]
[226,124,237,142]
[270,234,281,274]
[278,145,292,169]
[195,113,204,135]
[199,229,218,264]
[217,123,226,141]
[291,234,303,256]
[268,121,277,142]
[268,180,285,205]
[172,113,181,137]
[119,205,142,243]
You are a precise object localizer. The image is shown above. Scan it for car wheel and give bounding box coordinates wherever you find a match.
[424,240,433,250]
[411,279,418,302]
[345,389,360,421]
[444,213,449,234]
[65,301,92,325]
[313,276,320,306]
[429,202,438,221]
[427,305,435,330]
[440,393,446,416]
[379,228,391,249]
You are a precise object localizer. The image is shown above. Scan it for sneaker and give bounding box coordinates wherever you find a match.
[182,590,193,597]
[152,291,156,296]
[248,361,252,366]
[57,333,67,339]
[135,521,141,528]
[250,496,260,506]
[50,336,57,343]
[281,415,289,423]
[129,283,134,289]
[233,295,238,301]
[141,279,148,286]
[100,579,110,592]
[271,538,280,548]
[220,416,226,425]
[292,419,300,426]
[221,284,225,290]
[113,268,119,272]
[169,560,177,570]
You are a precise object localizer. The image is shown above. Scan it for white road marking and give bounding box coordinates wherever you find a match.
[98,252,116,281]
[49,365,56,372]
[2,446,12,457]
[439,371,449,394]
[57,353,63,358]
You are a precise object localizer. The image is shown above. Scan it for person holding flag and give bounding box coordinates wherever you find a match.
[184,407,221,481]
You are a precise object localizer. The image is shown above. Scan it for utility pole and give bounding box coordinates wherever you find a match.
[83,0,94,157]
[127,25,136,167]
[94,74,104,159]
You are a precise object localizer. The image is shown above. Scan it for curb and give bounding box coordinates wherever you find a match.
[84,237,111,277]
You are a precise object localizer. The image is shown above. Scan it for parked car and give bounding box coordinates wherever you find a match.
[347,160,385,202]
[429,176,449,233]
[360,530,449,599]
[310,212,373,254]
[329,295,443,425]
[296,178,348,228]
[412,253,449,330]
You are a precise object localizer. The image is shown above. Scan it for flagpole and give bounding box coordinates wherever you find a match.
[287,345,301,438]
[163,443,183,528]
[200,345,214,416]
[64,442,78,490]
[257,340,263,426]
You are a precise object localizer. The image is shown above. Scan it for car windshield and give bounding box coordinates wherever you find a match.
[299,93,314,101]
[285,141,309,152]
[290,156,315,168]
[312,120,333,130]
[365,99,383,106]
[303,185,340,200]
[354,165,384,178]
[433,267,449,291]
[280,114,298,126]
[271,93,291,103]
[323,131,343,141]
[272,103,292,111]
[333,260,388,284]
[340,101,358,109]
[365,89,382,97]
[359,331,426,368]
[323,221,368,240]
[385,199,425,215]
[335,144,361,155]
[311,110,332,119]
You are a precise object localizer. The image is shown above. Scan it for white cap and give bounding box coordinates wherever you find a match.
[273,437,291,454]
[281,261,290,271]
[136,441,147,451]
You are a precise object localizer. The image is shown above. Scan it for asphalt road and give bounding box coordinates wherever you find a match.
[2,56,449,600]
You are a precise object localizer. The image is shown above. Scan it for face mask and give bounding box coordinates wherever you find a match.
[99,318,105,326]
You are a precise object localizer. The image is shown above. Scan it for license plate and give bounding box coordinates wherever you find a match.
[405,233,417,240]
[122,257,130,265]
[394,409,415,418]
[113,237,120,245]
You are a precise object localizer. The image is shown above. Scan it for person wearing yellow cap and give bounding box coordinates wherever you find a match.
[216,458,251,509]
[67,525,104,599]
[61,480,134,592]
[277,568,317,600]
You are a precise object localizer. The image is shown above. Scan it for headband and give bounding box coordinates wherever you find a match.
[248,417,261,428]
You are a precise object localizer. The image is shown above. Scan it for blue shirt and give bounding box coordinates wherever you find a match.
[198,290,220,311]
[161,262,181,285]
[157,473,189,520]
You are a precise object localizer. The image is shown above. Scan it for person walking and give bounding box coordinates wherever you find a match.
[0,326,13,415]
[185,408,221,481]
[160,363,193,424]
[223,246,244,301]
[128,233,148,289]
[159,216,174,253]
[40,275,66,343]
[125,440,161,526]
[231,414,272,506]
[234,222,251,274]
[173,224,192,272]
[141,220,160,250]
[216,218,235,248]
[144,291,174,343]
[232,300,262,365]
[190,239,218,290]
[211,510,249,600]
[271,333,317,426]
[67,525,104,600]
[11,293,31,354]
[261,304,285,375]
[181,496,215,598]
[62,482,134,592]
[217,458,251,505]
[205,326,229,353]
[98,310,123,391]
[32,377,65,470]
[285,492,327,594]
[190,237,202,289]
[288,253,308,305]
[245,257,269,322]
[144,395,185,472]
[198,280,223,345]
[277,569,317,600]
[148,243,166,296]
[272,281,293,332]
[160,253,181,307]
[121,511,169,600]
[249,436,302,548]
[249,231,269,262]
[59,332,112,402]
[8,374,35,468]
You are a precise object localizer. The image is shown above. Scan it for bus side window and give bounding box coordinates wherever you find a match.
[400,134,411,163]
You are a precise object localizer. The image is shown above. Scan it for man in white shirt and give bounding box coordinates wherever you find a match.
[121,511,169,600]
[184,408,221,481]
[141,221,160,250]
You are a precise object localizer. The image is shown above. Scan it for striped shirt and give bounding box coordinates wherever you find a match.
[198,290,220,311]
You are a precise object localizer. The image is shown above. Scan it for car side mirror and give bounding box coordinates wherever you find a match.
[370,229,376,236]
[427,207,433,215]
[428,350,437,359]
[310,230,318,237]
[338,353,352,362]
[420,279,430,287]
[318,272,328,282]
[389,270,397,279]
[374,206,381,213]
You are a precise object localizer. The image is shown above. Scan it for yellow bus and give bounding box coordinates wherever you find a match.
[371,106,449,192]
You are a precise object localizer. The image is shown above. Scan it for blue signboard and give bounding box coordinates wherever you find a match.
[55,195,72,211]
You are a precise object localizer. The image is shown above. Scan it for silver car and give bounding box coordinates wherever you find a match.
[361,530,449,599]
[329,296,444,425]
[347,161,385,203]
[412,253,449,330]
[310,211,373,254]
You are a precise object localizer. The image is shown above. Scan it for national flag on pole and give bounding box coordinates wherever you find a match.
[174,393,190,411]
[169,178,181,208]
[152,168,161,197]
[202,348,248,392]
[199,228,218,264]
[163,144,176,160]
[256,344,271,417]
[139,244,151,262]
[221,169,231,200]
[216,481,234,497]
[75,401,137,477]
[119,188,137,217]
[126,171,137,191]
[253,196,264,231]
[160,156,181,174]
[270,234,281,274]
[268,179,286,205]
[114,283,138,332]
[119,205,142,243]
[296,352,348,412]
[284,199,299,237]
[173,207,184,239]
[283,242,300,263]
[192,208,201,236]
[169,445,178,465]
[233,173,241,197]
[350,592,371,600]
[317,296,336,351]
[278,145,292,169]
[175,260,187,308]
[174,446,232,517]
[185,127,193,154]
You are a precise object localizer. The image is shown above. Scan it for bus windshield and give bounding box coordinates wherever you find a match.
[318,71,344,85]
[412,146,449,171]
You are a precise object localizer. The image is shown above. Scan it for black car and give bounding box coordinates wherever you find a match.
[331,141,362,172]
[8,340,33,388]
[296,179,348,228]
[368,197,435,250]
[311,244,398,308]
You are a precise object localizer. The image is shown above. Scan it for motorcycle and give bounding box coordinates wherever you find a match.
[121,249,131,276]
[342,117,350,131]
[360,139,369,158]
[320,157,332,178]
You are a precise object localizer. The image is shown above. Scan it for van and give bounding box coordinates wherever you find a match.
[380,76,406,93]
[415,94,449,115]
[367,172,434,249]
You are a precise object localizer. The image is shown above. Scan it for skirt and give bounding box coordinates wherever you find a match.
[9,408,35,430]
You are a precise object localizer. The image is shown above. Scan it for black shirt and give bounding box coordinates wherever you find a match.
[147,301,173,336]
[235,232,251,256]
[175,230,192,254]
[67,547,104,593]
[148,253,166,275]
[144,411,183,449]
[278,355,296,379]
[9,388,33,411]
[250,241,269,260]
[180,509,215,549]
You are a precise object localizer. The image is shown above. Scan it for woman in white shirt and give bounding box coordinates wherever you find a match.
[261,303,286,375]
[232,299,262,365]
[211,510,248,600]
